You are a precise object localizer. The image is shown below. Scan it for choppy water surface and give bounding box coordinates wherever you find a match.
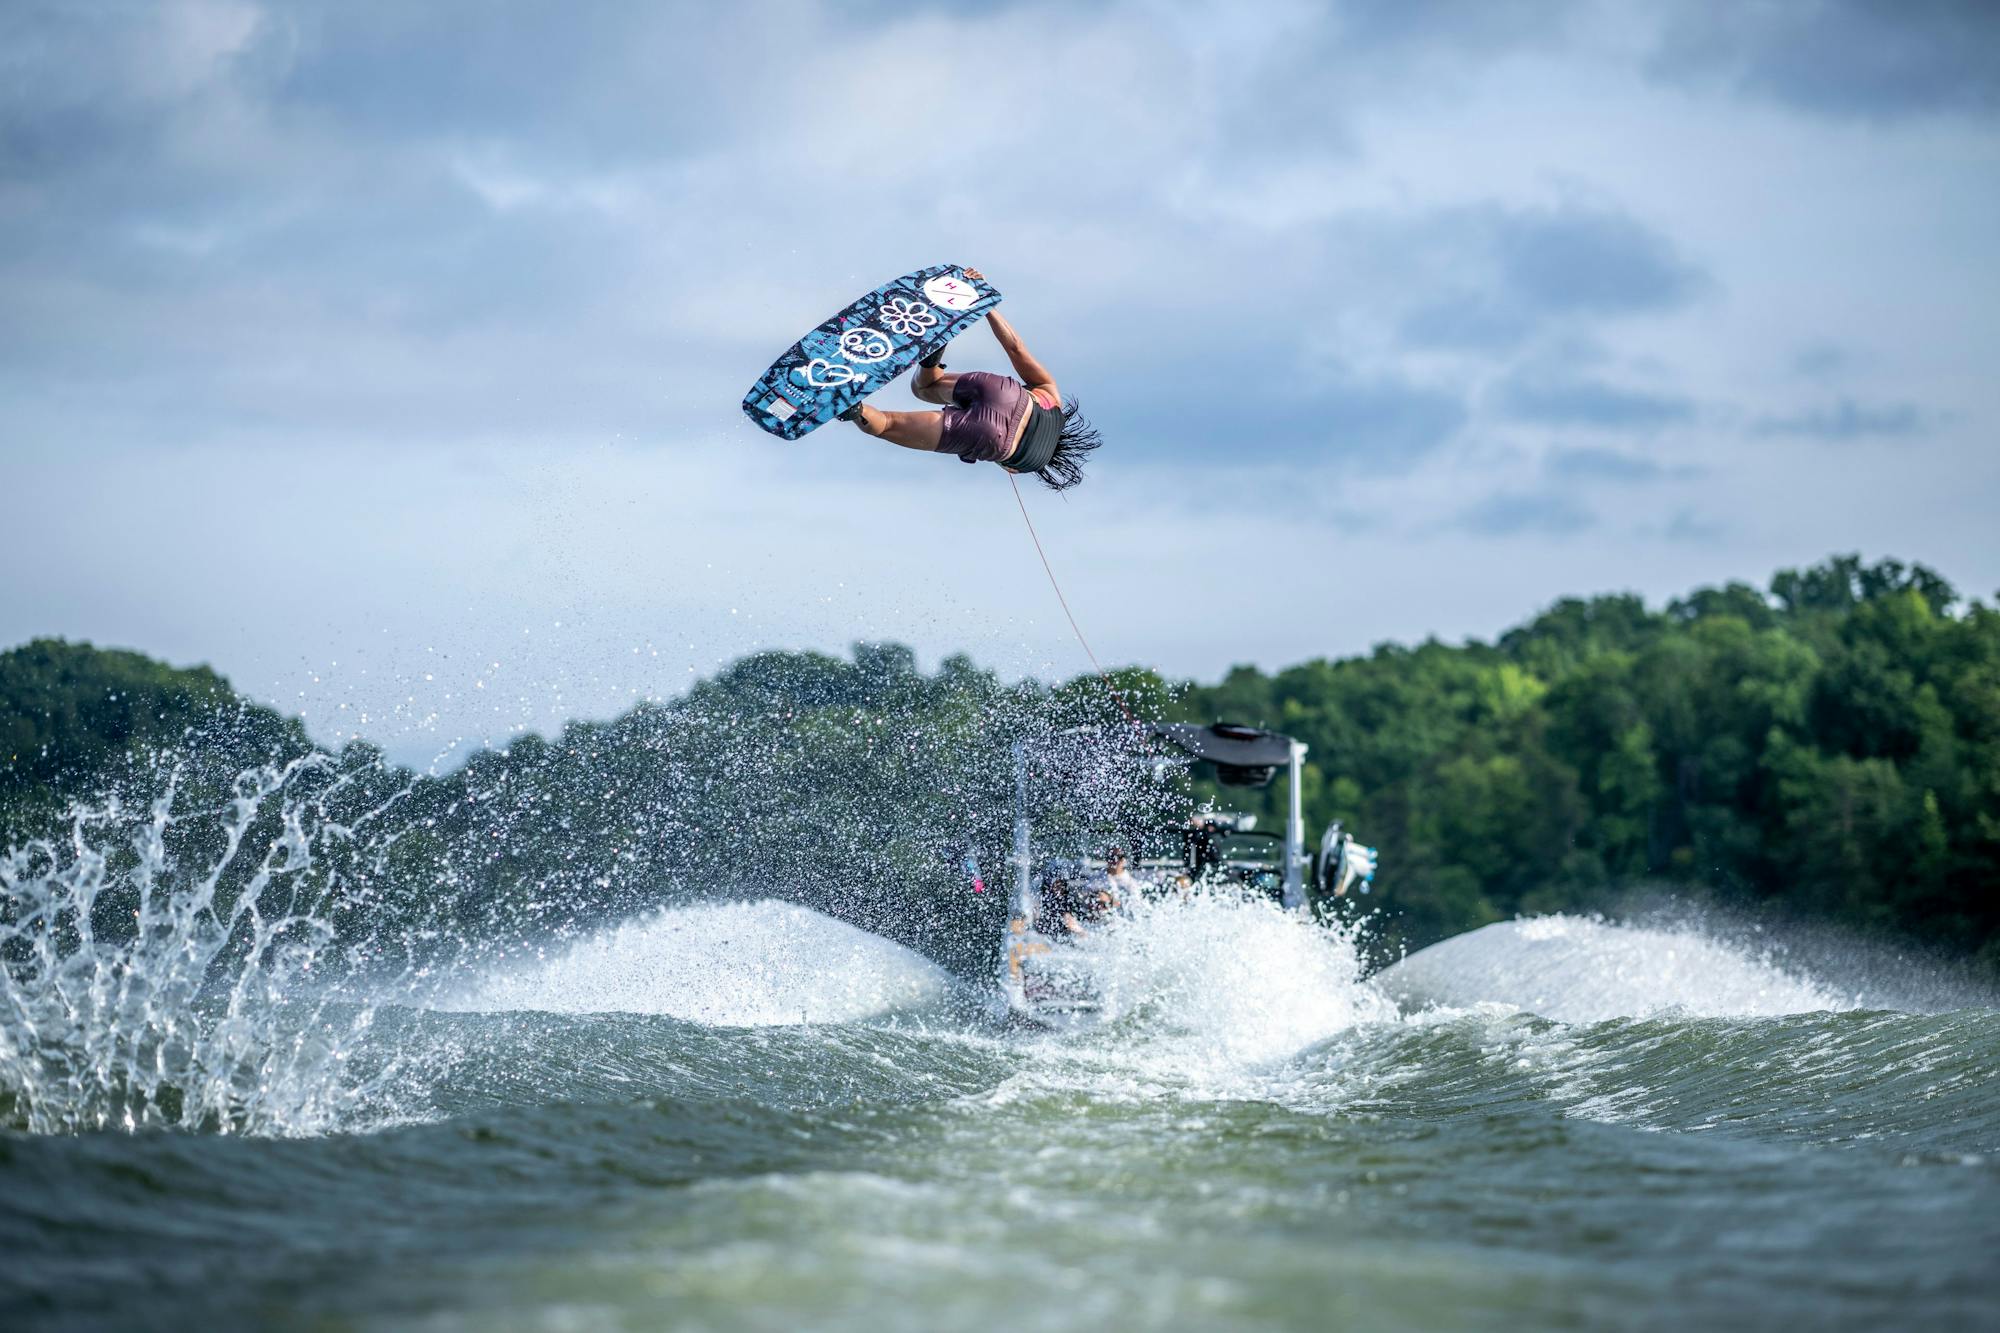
[3,801,1996,1330]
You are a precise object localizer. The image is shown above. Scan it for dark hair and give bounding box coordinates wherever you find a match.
[1034,397,1102,492]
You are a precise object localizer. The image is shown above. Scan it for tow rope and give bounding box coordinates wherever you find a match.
[1007,473,1143,732]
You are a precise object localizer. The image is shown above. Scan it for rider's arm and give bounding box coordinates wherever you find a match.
[985,310,1059,401]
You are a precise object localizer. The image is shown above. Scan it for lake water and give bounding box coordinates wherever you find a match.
[4,875,1995,1332]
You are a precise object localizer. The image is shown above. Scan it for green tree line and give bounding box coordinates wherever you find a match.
[1173,555,1999,971]
[4,555,1996,977]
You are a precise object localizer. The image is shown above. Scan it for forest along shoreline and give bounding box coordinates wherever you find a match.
[4,555,1994,981]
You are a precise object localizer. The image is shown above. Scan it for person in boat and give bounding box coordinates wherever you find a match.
[1035,864,1115,939]
[1034,869,1084,938]
[841,270,1103,491]
[1182,815,1223,882]
[1093,846,1145,903]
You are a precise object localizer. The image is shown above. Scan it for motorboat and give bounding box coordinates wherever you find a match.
[998,721,1379,1028]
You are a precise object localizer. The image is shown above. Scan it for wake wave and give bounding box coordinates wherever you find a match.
[1374,915,1852,1023]
[434,899,954,1025]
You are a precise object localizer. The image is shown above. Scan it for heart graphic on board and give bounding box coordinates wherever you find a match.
[796,358,864,388]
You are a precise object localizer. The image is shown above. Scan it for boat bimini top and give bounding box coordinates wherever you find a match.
[1147,722,1297,788]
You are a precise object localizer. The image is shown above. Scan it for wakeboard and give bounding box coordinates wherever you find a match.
[741,264,1002,440]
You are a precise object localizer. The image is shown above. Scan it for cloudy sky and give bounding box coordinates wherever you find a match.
[4,0,1997,767]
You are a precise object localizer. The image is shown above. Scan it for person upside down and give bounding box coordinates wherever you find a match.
[840,270,1103,491]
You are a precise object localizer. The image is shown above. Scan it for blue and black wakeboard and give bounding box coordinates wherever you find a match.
[742,264,1002,440]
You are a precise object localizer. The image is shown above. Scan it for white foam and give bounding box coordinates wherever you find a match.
[1054,891,1396,1071]
[1376,915,1850,1024]
[436,899,952,1025]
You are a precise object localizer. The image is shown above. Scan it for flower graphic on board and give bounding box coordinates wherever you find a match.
[877,297,939,337]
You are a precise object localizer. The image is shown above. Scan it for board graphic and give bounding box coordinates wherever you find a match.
[741,264,1002,439]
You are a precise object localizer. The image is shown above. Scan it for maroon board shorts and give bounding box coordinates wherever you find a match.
[938,371,1032,465]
